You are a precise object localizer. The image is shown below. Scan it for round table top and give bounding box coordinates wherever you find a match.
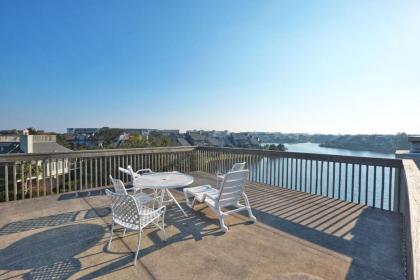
[136,171,194,189]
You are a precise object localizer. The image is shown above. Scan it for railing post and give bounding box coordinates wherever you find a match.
[4,164,9,202]
[29,160,33,198]
[21,162,25,200]
[13,163,17,201]
[36,160,40,197]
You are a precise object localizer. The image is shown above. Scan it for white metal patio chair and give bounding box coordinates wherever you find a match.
[127,166,153,191]
[128,165,154,176]
[105,189,166,265]
[119,166,153,185]
[184,169,256,232]
[126,166,159,201]
[109,175,153,204]
[216,162,246,188]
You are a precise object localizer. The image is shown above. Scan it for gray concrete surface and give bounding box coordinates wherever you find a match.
[0,171,404,279]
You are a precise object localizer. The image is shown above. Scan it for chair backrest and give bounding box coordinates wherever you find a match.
[127,166,138,178]
[118,167,131,176]
[128,165,153,176]
[127,166,144,190]
[109,175,127,195]
[105,189,141,229]
[231,162,246,172]
[218,170,249,208]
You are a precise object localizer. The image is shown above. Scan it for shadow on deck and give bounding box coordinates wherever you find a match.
[0,171,404,279]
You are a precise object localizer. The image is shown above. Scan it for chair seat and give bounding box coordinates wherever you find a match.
[133,192,154,204]
[137,206,162,225]
[184,185,219,203]
[114,205,161,231]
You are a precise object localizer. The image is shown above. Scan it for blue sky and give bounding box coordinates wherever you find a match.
[0,0,419,134]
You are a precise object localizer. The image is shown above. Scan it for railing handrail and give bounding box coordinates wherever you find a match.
[198,146,403,168]
[0,145,403,167]
[0,144,406,213]
[401,160,420,280]
[0,146,197,162]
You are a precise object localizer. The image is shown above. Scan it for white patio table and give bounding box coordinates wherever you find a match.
[135,171,194,217]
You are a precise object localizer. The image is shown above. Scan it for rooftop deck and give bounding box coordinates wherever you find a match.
[0,171,404,279]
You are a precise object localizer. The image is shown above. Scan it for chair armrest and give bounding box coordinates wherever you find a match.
[136,168,153,175]
[140,205,166,216]
[201,193,217,202]
[125,187,136,193]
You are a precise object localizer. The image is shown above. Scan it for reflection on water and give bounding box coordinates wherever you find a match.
[281,142,394,158]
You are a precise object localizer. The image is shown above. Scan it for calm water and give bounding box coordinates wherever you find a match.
[251,143,397,210]
[282,142,394,159]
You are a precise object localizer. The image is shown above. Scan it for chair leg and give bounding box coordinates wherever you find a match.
[134,230,142,266]
[184,191,193,208]
[218,210,229,232]
[243,193,256,222]
[107,221,114,250]
[122,228,127,237]
[162,213,167,241]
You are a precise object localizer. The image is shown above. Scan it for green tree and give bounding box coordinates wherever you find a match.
[56,134,73,150]
[26,127,39,135]
[263,143,287,151]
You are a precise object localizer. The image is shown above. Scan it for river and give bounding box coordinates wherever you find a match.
[281,142,394,159]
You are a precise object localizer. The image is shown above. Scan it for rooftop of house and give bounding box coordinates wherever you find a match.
[187,132,207,141]
[31,142,73,153]
[177,137,191,146]
[0,134,72,154]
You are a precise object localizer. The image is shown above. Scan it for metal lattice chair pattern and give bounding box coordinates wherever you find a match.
[184,169,256,232]
[109,175,154,205]
[109,175,129,195]
[105,189,166,265]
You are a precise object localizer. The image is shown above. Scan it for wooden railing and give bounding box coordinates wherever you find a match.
[196,146,404,212]
[0,146,195,202]
[0,146,405,213]
[400,160,420,280]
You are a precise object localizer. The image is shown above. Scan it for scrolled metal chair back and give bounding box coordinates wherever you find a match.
[105,189,140,229]
[109,175,128,195]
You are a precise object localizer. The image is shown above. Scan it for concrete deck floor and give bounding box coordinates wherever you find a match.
[0,171,404,280]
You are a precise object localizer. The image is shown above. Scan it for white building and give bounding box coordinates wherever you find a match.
[0,133,72,179]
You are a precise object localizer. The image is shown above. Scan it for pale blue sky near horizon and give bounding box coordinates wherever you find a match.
[1,0,419,134]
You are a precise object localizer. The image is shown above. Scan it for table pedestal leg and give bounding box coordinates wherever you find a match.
[159,189,165,208]
[158,188,188,217]
[166,189,188,217]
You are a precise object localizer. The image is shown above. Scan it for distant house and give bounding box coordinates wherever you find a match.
[249,135,260,147]
[210,131,234,147]
[206,136,221,146]
[67,128,99,134]
[115,133,130,146]
[231,133,260,148]
[0,135,20,153]
[67,128,99,147]
[231,133,250,147]
[0,133,72,179]
[186,132,208,146]
[176,137,191,146]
